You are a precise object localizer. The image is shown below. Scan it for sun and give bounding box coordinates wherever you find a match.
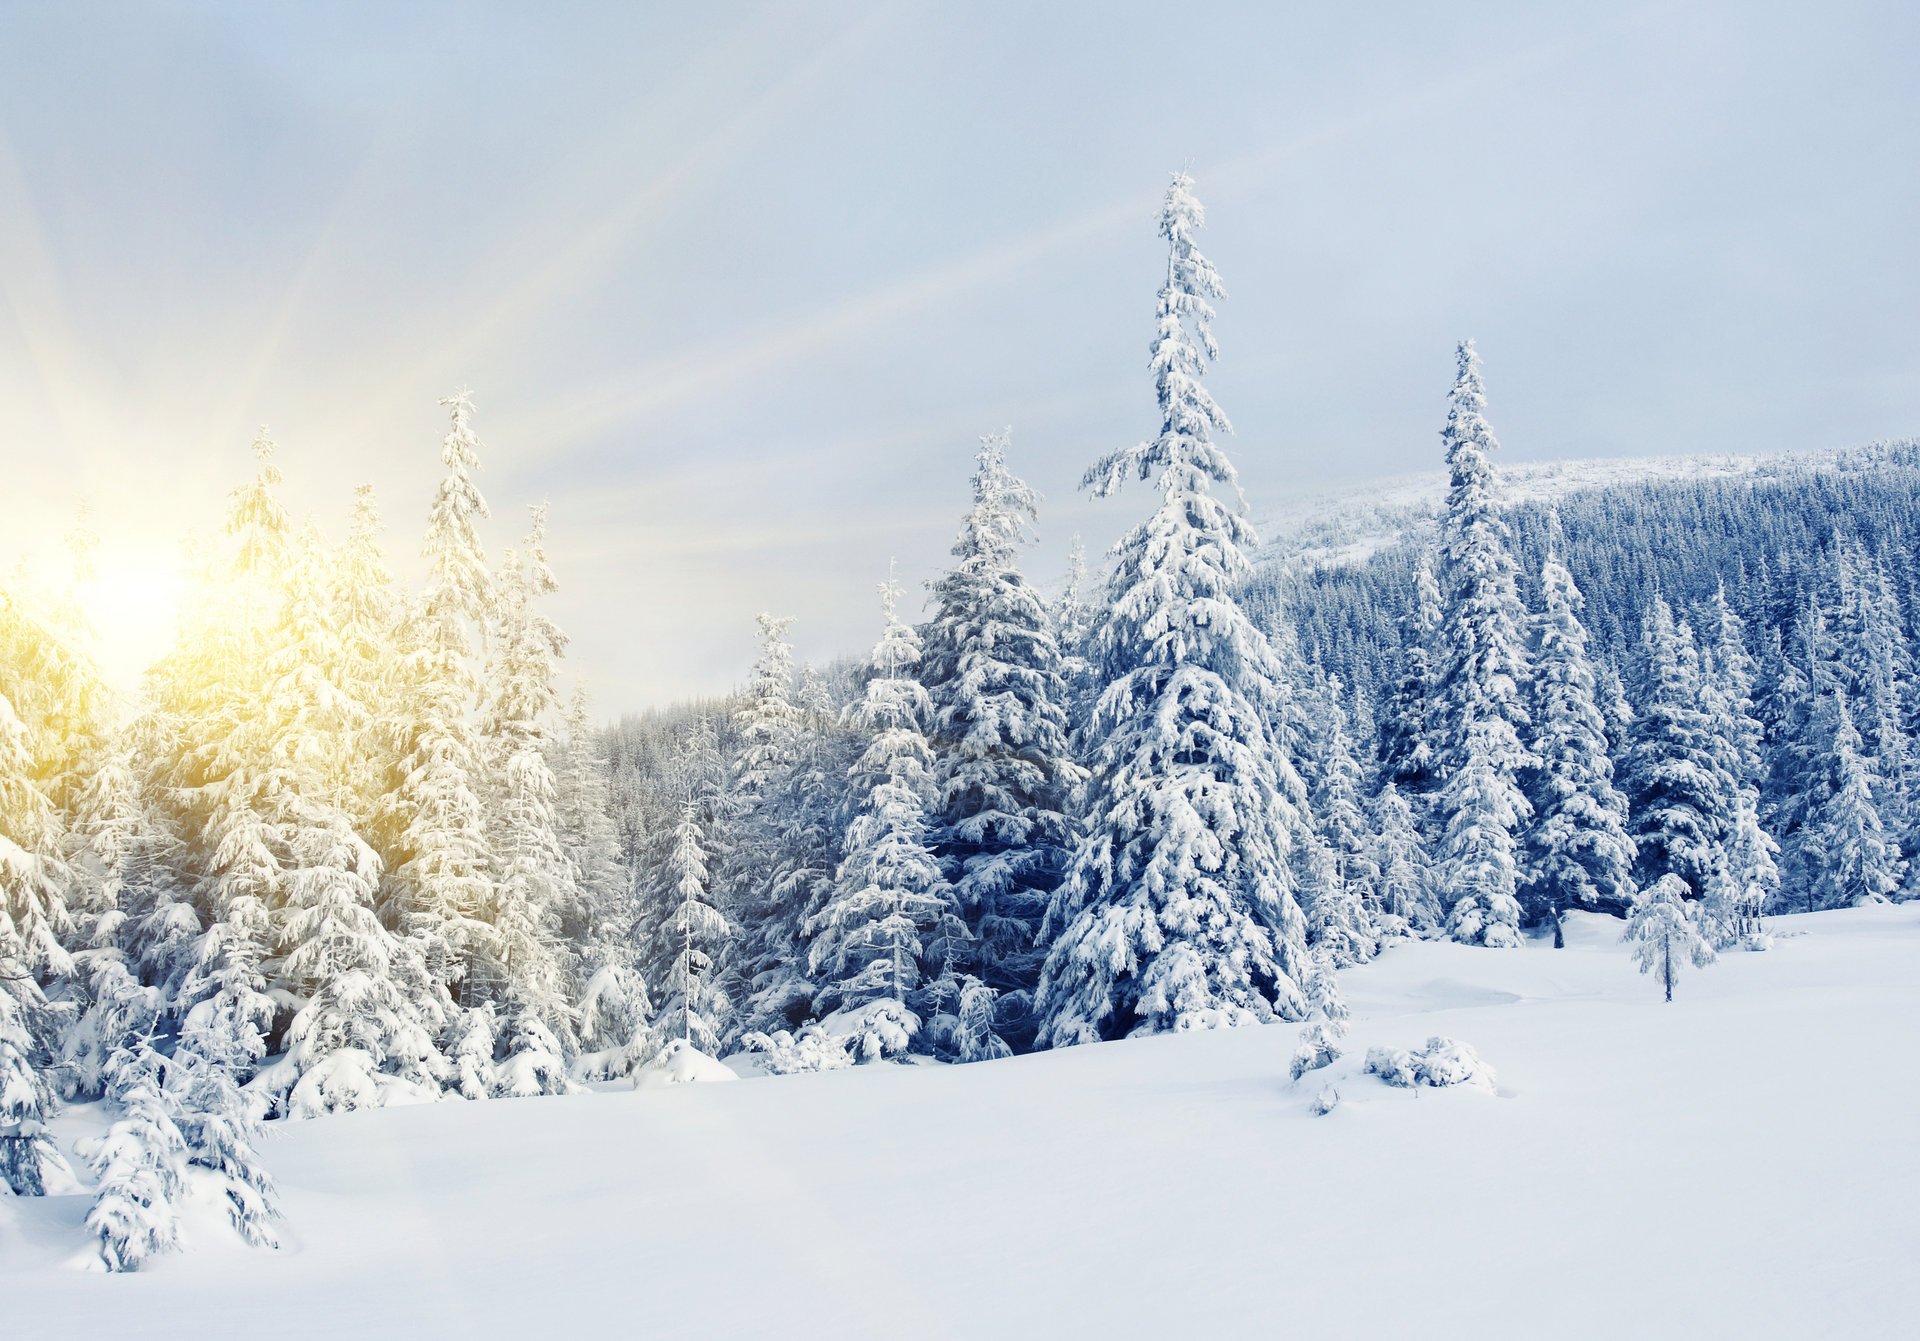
[74,546,188,690]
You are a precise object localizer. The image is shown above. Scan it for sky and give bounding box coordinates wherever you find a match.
[1,1,1916,709]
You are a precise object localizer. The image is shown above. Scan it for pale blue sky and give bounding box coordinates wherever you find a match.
[2,2,1915,707]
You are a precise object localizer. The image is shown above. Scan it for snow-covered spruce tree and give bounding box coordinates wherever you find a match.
[1698,585,1779,942]
[0,674,80,1193]
[1380,552,1444,803]
[560,691,653,1076]
[1371,783,1440,935]
[1760,595,1827,905]
[1623,596,1735,904]
[807,576,958,1059]
[86,1042,187,1272]
[1300,678,1381,965]
[921,431,1082,1045]
[1830,546,1915,809]
[1036,172,1310,1044]
[1623,873,1715,1003]
[1431,341,1534,948]
[737,665,850,1035]
[251,511,450,1114]
[1523,552,1636,938]
[170,1054,281,1248]
[716,614,803,1043]
[328,483,400,829]
[0,684,75,986]
[1,922,74,1195]
[1804,688,1906,909]
[479,508,576,1056]
[377,392,499,997]
[262,809,449,1117]
[1052,536,1101,741]
[658,798,732,1054]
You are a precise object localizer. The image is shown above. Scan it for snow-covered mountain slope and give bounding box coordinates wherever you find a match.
[1255,442,1911,570]
[7,907,1917,1340]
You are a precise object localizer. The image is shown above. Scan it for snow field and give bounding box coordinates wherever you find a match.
[6,906,1915,1339]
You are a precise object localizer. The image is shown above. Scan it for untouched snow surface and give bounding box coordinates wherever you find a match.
[6,907,1917,1339]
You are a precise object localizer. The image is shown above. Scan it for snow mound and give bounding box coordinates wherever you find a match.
[631,1040,739,1089]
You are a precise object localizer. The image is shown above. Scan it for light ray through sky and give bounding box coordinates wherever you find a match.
[0,1,1914,707]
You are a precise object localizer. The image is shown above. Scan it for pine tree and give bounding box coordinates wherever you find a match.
[329,484,399,828]
[264,810,449,1116]
[659,797,731,1054]
[85,1042,187,1271]
[717,614,804,1040]
[1300,680,1380,965]
[921,431,1082,1041]
[171,1056,281,1248]
[558,691,652,1073]
[807,577,956,1056]
[379,392,499,997]
[1623,873,1715,1003]
[1052,536,1100,739]
[1805,689,1906,908]
[1371,783,1440,935]
[1431,341,1534,947]
[737,665,848,1035]
[1698,585,1780,941]
[1,931,73,1195]
[480,508,575,1042]
[1624,596,1734,902]
[1380,552,1443,800]
[1037,172,1310,1044]
[1523,553,1636,936]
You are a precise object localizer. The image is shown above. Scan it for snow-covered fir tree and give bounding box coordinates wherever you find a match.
[807,575,957,1058]
[717,614,804,1042]
[1523,551,1636,936]
[1431,341,1534,948]
[1380,552,1444,802]
[377,392,498,997]
[479,507,576,1049]
[921,431,1082,1047]
[171,1054,281,1247]
[1299,678,1381,964]
[1623,873,1715,1003]
[1371,782,1439,934]
[1623,596,1735,903]
[659,798,732,1054]
[1803,688,1906,909]
[1698,585,1780,940]
[737,664,850,1036]
[1037,171,1310,1043]
[85,1041,186,1271]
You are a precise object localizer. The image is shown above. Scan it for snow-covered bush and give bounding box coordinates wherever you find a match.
[445,1004,498,1099]
[1289,1023,1343,1082]
[1363,1045,1421,1089]
[494,1010,580,1098]
[1310,1085,1340,1117]
[820,999,919,1063]
[1365,1036,1495,1090]
[736,1026,853,1075]
[1414,1037,1494,1088]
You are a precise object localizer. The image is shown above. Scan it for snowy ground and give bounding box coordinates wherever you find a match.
[6,906,1917,1340]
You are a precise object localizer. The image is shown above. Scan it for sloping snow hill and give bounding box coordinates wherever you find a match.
[6,907,1917,1339]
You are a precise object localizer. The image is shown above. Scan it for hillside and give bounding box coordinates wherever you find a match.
[1253,440,1917,571]
[7,906,1916,1340]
